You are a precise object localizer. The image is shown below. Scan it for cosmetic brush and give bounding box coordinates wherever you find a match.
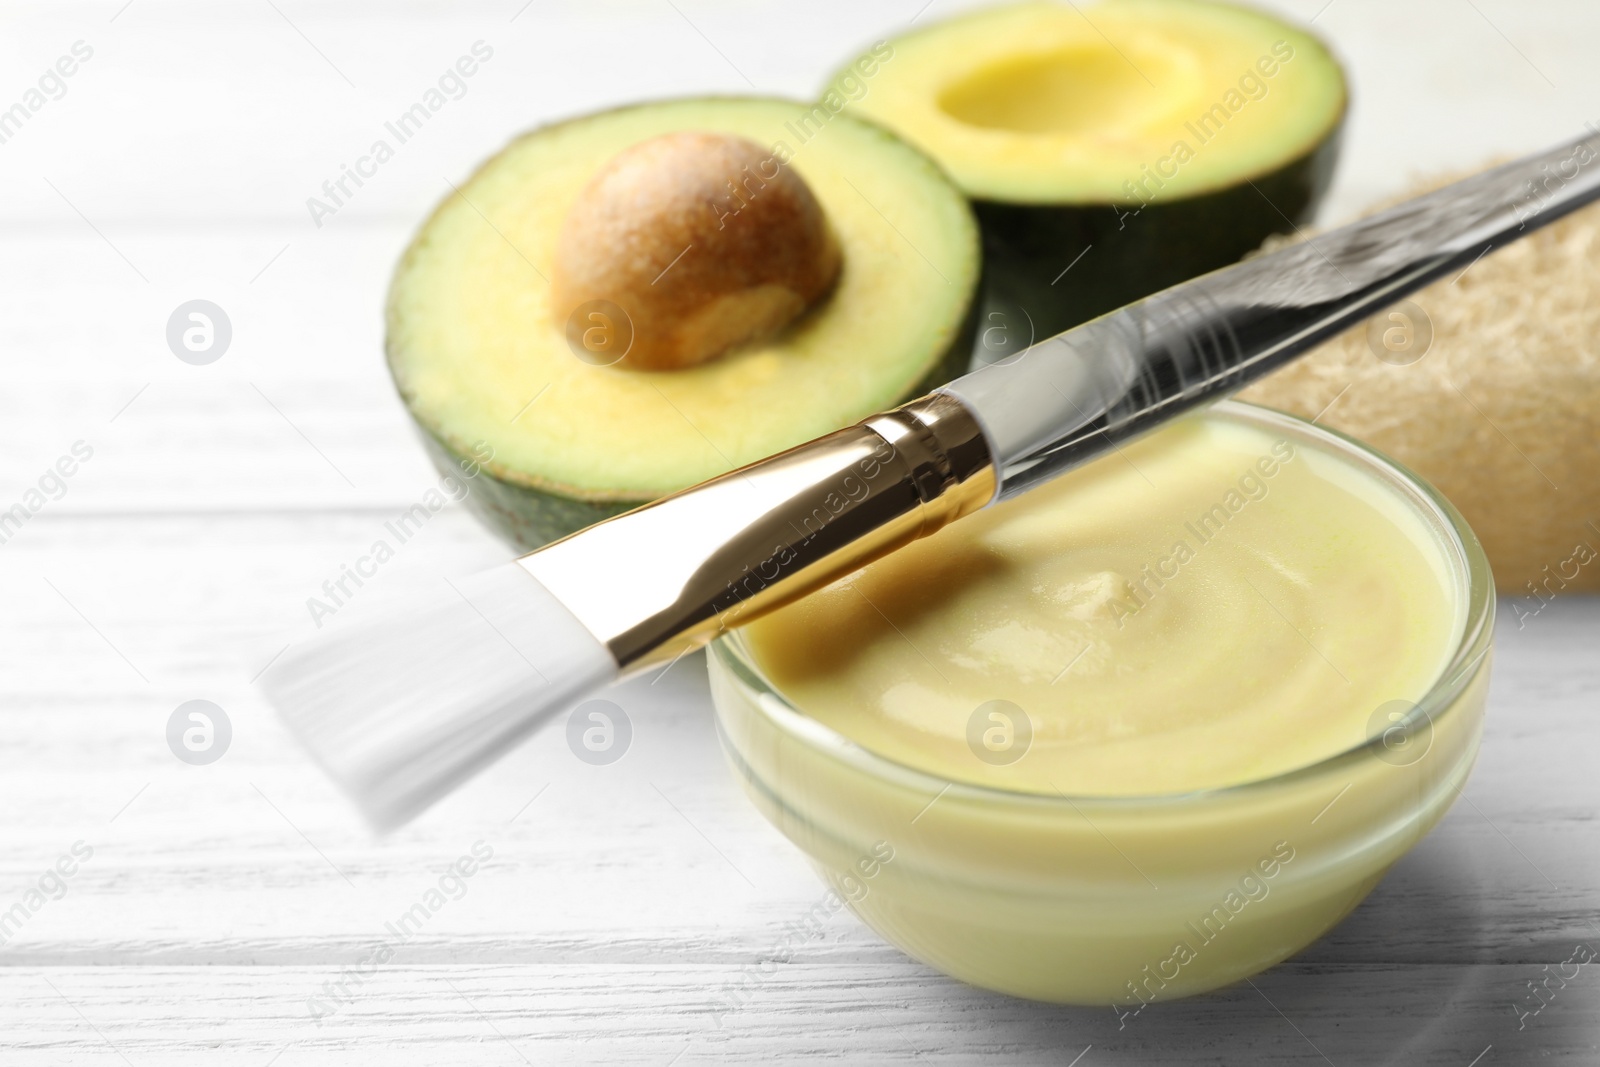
[262,131,1600,831]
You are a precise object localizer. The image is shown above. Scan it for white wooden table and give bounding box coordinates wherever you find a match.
[3,1,1597,1062]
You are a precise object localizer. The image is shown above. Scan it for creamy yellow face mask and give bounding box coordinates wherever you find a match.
[744,411,1462,796]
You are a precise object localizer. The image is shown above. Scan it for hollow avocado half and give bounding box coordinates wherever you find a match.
[831,0,1347,355]
[386,97,981,549]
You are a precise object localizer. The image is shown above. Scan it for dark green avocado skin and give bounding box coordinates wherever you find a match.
[416,428,636,551]
[968,125,1343,366]
[416,294,981,552]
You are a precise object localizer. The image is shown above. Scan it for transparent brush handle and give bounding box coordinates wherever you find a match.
[942,128,1600,499]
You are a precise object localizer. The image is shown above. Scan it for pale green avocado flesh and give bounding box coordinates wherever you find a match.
[829,0,1346,354]
[387,96,981,548]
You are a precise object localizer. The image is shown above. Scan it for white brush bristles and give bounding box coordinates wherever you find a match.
[260,563,618,831]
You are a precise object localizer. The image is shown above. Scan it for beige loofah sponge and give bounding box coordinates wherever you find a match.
[1242,174,1600,600]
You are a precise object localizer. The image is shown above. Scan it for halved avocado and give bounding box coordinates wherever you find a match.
[387,97,981,549]
[831,0,1346,356]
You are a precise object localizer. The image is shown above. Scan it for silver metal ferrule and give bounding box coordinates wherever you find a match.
[518,393,995,672]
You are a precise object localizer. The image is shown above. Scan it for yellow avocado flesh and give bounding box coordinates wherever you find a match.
[387,98,979,501]
[743,410,1463,797]
[839,0,1345,203]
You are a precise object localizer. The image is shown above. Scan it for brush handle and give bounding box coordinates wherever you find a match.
[942,128,1600,498]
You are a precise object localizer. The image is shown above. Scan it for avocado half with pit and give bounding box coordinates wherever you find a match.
[831,0,1346,357]
[387,97,981,549]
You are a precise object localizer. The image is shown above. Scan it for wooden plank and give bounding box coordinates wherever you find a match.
[1,961,1596,1065]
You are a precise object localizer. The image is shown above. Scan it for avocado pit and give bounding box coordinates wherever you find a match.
[552,131,842,371]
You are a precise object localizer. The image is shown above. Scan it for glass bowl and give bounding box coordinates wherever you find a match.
[707,400,1493,1006]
